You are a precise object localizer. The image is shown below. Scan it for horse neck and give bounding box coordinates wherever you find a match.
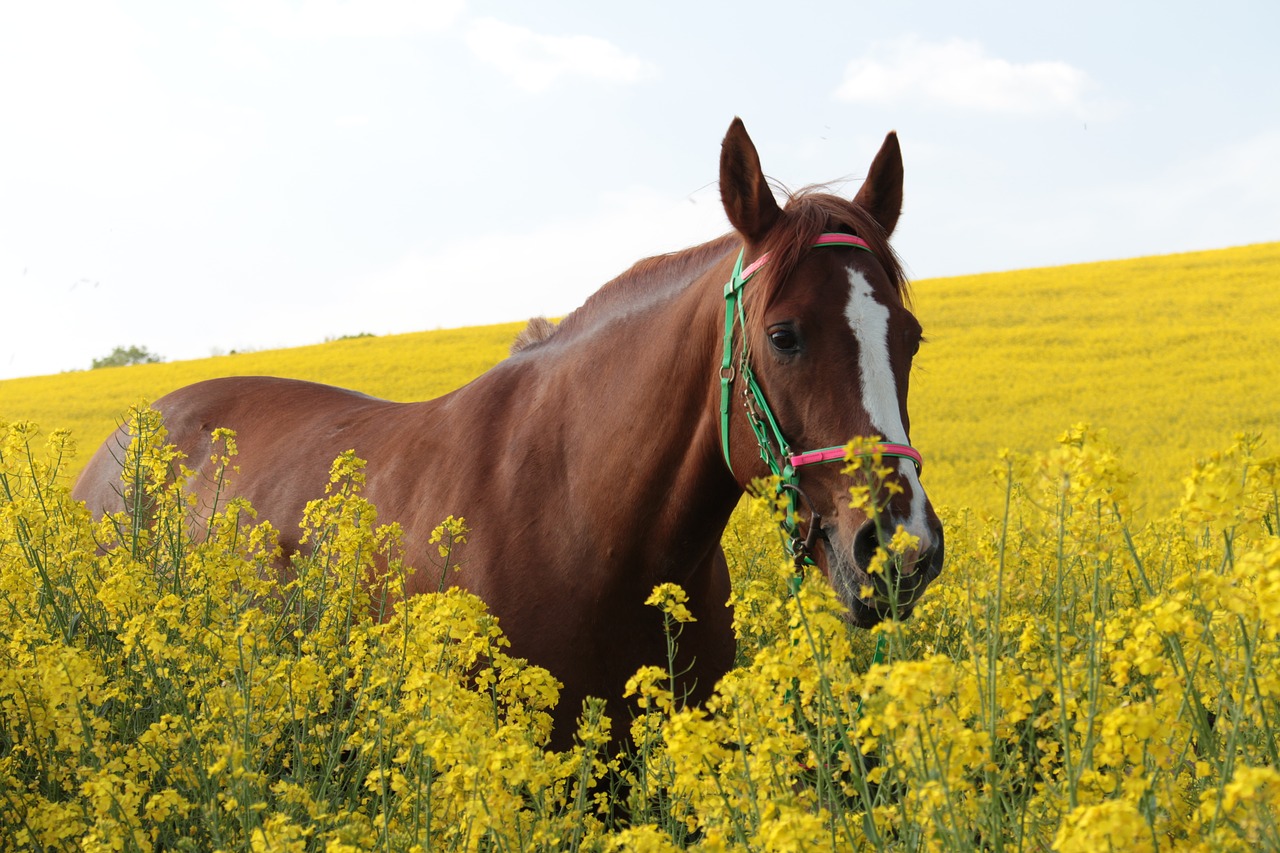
[533,246,742,585]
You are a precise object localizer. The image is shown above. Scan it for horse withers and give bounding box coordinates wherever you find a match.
[74,119,944,747]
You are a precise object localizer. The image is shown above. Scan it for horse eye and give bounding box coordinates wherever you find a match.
[769,327,799,353]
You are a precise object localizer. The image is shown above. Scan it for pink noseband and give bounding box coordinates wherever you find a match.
[789,442,922,474]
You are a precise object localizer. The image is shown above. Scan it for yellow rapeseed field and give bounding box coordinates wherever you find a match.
[1,241,1277,850]
[0,321,526,479]
[906,241,1280,517]
[2,242,1275,517]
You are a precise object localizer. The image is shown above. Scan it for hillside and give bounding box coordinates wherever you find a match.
[2,241,1276,518]
[0,322,526,473]
[908,241,1279,515]
[3,243,1278,849]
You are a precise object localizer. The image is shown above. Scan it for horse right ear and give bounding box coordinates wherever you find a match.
[720,118,781,242]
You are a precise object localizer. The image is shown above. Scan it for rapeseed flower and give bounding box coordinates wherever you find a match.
[2,413,1278,849]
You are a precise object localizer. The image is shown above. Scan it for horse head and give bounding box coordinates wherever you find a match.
[718,118,944,627]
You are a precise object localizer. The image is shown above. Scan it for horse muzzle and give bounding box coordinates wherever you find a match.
[822,516,945,628]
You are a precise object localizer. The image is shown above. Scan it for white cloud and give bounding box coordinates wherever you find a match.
[464,17,657,92]
[836,36,1093,117]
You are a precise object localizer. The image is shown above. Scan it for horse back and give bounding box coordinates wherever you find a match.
[73,376,398,543]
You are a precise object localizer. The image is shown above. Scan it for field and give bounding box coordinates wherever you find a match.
[4,242,1277,519]
[1,242,1278,850]
[907,241,1280,517]
[0,321,529,474]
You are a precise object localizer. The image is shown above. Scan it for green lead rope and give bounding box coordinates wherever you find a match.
[789,565,888,714]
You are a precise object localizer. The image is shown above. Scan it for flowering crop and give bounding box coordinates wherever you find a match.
[4,242,1276,519]
[2,412,1276,850]
[909,241,1280,516]
[3,241,1277,848]
[0,411,608,851]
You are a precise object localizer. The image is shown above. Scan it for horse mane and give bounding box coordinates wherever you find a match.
[511,234,739,352]
[510,316,558,354]
[509,186,910,354]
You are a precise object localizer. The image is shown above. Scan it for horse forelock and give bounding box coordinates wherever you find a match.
[509,189,908,356]
[751,188,910,325]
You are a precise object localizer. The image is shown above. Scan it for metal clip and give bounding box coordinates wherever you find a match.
[780,482,824,574]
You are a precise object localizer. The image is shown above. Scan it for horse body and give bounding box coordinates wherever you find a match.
[76,241,744,742]
[74,119,943,746]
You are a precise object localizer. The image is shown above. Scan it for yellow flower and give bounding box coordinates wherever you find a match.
[645,582,697,623]
[887,523,920,555]
[1053,798,1156,853]
[605,824,682,852]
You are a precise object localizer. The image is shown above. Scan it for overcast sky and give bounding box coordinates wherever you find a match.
[2,1,1277,380]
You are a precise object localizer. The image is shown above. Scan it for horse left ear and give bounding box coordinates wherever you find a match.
[853,132,904,238]
[720,118,782,242]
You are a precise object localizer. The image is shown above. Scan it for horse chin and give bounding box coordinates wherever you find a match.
[817,533,919,629]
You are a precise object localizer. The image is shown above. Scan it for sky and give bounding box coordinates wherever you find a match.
[2,0,1277,380]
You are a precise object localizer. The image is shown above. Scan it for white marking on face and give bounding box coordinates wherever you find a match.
[843,268,932,550]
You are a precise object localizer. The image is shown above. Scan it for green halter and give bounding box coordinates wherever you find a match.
[718,233,922,567]
[719,232,903,684]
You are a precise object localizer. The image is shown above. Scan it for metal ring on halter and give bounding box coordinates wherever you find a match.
[779,482,824,572]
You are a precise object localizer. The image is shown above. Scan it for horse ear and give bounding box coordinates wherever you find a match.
[720,118,781,241]
[853,131,904,237]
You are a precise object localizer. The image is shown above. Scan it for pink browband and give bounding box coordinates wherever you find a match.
[739,233,872,282]
[738,233,919,477]
[789,442,923,473]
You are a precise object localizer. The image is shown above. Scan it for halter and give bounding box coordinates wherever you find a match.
[718,232,923,569]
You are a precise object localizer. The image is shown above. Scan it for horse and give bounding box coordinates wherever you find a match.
[74,118,945,748]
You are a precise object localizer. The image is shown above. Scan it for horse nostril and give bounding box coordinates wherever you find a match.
[918,533,946,581]
[852,520,882,576]
[905,544,934,578]
[846,520,943,618]
[852,520,936,582]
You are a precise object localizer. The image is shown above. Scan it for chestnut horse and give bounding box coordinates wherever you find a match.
[74,119,944,747]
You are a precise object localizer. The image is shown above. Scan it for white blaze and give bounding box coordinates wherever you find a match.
[843,269,932,550]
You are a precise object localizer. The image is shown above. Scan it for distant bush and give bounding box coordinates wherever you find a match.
[90,345,163,369]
